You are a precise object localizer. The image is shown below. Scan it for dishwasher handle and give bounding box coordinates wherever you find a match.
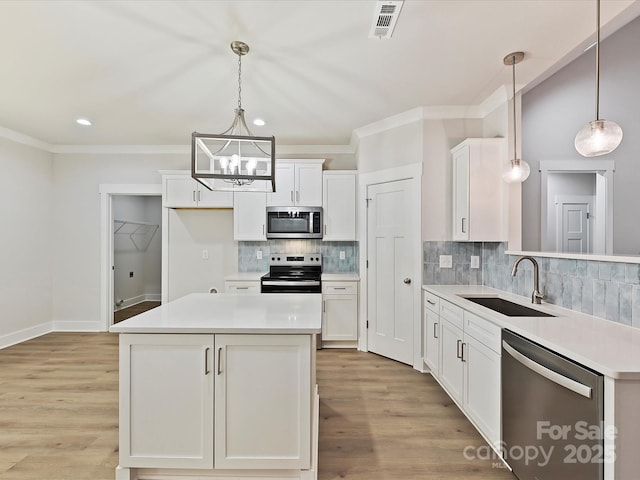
[502,340,592,399]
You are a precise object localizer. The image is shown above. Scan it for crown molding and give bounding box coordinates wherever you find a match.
[0,126,53,152]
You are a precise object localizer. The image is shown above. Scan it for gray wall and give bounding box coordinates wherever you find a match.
[521,14,640,255]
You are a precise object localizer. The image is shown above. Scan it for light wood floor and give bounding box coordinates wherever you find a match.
[0,334,515,479]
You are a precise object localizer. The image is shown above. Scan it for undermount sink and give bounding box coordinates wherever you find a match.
[460,296,555,317]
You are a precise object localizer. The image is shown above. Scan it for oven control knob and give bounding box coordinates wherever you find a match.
[277,257,281,261]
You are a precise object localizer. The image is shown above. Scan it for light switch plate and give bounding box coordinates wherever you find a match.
[470,256,480,269]
[439,255,453,268]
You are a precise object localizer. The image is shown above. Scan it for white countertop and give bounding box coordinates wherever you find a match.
[322,273,360,281]
[423,285,640,380]
[110,293,321,334]
[224,272,266,281]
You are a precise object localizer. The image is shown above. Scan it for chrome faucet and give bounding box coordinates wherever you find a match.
[511,256,544,304]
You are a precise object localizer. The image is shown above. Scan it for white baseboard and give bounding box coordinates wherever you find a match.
[52,320,103,332]
[0,322,52,350]
[115,293,161,311]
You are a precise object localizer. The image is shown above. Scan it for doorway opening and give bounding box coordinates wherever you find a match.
[100,184,162,331]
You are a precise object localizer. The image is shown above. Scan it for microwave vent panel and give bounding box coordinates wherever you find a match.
[369,1,404,39]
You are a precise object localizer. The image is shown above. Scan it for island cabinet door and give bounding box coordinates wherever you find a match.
[214,334,312,470]
[119,334,215,469]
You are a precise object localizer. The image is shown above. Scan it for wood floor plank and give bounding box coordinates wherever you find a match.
[0,333,514,479]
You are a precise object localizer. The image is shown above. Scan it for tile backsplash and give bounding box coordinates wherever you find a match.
[239,240,358,273]
[423,241,640,328]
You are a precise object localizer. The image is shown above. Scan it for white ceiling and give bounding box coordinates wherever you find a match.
[1,0,639,147]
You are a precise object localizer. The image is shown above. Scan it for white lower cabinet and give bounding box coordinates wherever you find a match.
[424,293,501,448]
[224,280,260,293]
[119,334,214,469]
[439,317,465,404]
[214,334,311,469]
[423,291,440,373]
[119,333,311,471]
[322,280,358,347]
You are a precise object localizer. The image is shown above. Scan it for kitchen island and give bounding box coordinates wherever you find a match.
[109,293,322,480]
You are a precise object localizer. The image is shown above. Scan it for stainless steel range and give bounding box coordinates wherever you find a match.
[260,254,322,294]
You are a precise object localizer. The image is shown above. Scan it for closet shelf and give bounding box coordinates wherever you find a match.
[114,219,159,252]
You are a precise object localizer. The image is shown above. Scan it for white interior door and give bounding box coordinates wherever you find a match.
[367,179,414,365]
[555,195,593,254]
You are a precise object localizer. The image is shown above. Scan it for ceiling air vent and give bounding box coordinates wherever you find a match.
[369,1,404,39]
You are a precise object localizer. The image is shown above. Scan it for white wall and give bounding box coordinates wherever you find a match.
[51,152,187,330]
[0,137,53,346]
[113,195,161,307]
[522,14,640,255]
[167,209,236,301]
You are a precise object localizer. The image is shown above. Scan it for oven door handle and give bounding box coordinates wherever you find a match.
[261,280,321,287]
[502,341,592,399]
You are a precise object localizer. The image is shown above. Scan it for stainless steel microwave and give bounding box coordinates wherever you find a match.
[266,207,323,239]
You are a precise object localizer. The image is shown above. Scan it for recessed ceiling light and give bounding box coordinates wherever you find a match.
[253,118,266,126]
[76,118,92,126]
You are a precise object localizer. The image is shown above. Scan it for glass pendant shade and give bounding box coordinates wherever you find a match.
[574,119,623,157]
[502,158,531,183]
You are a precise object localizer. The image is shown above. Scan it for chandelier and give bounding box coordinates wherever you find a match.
[191,41,275,192]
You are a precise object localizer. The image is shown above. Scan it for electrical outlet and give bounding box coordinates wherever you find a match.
[439,255,453,269]
[470,256,480,269]
[256,250,263,260]
[202,249,209,260]
[339,251,346,260]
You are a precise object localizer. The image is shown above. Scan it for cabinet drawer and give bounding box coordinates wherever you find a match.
[464,310,501,353]
[439,300,463,330]
[423,291,440,314]
[322,282,358,295]
[225,281,260,294]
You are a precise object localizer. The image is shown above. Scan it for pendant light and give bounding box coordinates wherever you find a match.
[502,51,530,183]
[574,0,623,157]
[192,41,276,192]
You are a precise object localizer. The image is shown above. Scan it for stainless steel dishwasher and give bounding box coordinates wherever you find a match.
[502,329,604,480]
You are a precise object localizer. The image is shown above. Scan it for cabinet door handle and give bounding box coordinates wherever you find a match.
[461,218,467,233]
[204,347,211,375]
[236,287,249,290]
[426,299,436,306]
[198,190,201,202]
[217,347,222,375]
[456,339,463,359]
[461,342,466,362]
[262,224,265,235]
[290,190,294,202]
[334,287,346,290]
[193,190,196,202]
[323,300,326,313]
[433,322,438,339]
[324,224,327,235]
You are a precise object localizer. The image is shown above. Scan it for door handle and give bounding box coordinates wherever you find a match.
[204,347,210,375]
[502,341,592,398]
[403,278,412,284]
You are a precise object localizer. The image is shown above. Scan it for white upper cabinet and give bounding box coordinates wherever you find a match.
[163,174,233,208]
[451,138,506,241]
[267,160,324,207]
[322,171,357,241]
[233,191,267,241]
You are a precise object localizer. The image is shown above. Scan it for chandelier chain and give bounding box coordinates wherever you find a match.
[237,53,242,110]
